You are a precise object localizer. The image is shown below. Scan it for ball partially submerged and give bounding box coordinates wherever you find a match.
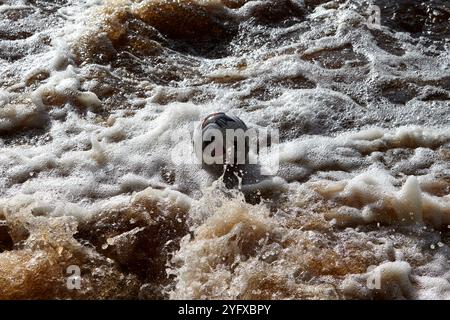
[194,112,250,173]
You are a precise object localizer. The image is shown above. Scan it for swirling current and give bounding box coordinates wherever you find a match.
[0,0,449,299]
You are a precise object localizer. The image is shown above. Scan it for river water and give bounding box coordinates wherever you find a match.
[0,0,449,299]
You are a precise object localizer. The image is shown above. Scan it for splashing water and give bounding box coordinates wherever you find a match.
[0,0,449,299]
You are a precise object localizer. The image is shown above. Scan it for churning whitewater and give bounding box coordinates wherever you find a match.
[0,0,449,299]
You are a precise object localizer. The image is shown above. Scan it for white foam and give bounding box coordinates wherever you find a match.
[1,0,450,299]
